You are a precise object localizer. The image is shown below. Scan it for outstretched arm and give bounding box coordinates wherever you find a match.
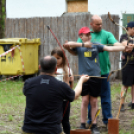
[103,45,133,52]
[63,44,77,55]
[63,41,92,48]
[103,45,125,52]
[113,42,125,46]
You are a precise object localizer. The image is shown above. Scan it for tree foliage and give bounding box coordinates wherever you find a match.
[0,0,6,38]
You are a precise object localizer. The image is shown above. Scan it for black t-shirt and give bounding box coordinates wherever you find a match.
[120,33,134,65]
[22,75,75,134]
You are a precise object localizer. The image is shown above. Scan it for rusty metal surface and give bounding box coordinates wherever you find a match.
[70,129,91,134]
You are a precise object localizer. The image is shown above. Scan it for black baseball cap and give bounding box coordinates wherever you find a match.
[126,21,134,28]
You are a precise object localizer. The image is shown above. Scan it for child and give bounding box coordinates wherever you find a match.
[63,27,129,134]
[51,47,74,134]
[120,21,134,111]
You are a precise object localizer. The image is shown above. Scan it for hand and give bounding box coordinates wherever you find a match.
[121,40,127,46]
[63,41,76,49]
[84,41,92,48]
[80,75,90,83]
[128,43,134,48]
[125,44,133,53]
[64,41,76,46]
[69,75,74,82]
[63,44,70,50]
[121,55,125,60]
[63,41,71,50]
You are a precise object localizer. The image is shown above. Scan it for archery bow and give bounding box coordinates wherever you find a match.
[108,12,134,41]
[46,25,71,118]
[107,12,133,81]
[107,56,130,81]
[46,25,71,74]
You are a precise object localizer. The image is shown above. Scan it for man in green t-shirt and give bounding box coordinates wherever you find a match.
[77,15,121,127]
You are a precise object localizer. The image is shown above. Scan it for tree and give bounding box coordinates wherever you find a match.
[0,0,6,38]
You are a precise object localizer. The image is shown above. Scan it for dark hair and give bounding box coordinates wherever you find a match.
[40,56,57,73]
[51,47,68,76]
[51,47,67,67]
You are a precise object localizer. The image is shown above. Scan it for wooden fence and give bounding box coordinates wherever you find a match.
[5,13,120,78]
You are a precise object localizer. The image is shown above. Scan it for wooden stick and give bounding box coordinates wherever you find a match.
[73,75,106,79]
[116,88,127,119]
[55,74,107,79]
[89,108,101,129]
[116,98,124,119]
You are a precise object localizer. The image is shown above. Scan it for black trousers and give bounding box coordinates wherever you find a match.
[22,130,62,134]
[62,101,70,134]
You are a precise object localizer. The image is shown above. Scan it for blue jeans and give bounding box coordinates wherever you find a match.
[87,74,112,125]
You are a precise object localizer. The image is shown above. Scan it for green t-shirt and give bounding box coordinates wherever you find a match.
[77,29,117,75]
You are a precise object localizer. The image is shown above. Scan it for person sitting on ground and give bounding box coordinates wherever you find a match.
[22,55,89,134]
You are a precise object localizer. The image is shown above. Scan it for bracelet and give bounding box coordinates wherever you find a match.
[82,43,84,47]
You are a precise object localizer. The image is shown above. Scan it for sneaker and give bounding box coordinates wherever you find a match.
[131,103,134,109]
[91,125,100,134]
[105,124,108,130]
[78,124,86,129]
[120,104,125,112]
[128,102,132,107]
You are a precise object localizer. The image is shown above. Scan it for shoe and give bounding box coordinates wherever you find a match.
[128,102,132,107]
[131,103,134,109]
[78,124,86,129]
[91,125,100,134]
[105,124,108,130]
[120,104,125,112]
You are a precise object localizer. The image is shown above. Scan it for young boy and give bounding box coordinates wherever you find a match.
[63,27,131,134]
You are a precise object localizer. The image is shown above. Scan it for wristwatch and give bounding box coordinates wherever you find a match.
[82,43,84,47]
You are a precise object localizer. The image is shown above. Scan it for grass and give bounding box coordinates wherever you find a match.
[0,79,134,134]
[0,80,25,133]
[71,81,134,134]
[8,115,13,122]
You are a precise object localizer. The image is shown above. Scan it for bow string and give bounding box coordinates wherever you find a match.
[107,12,134,81]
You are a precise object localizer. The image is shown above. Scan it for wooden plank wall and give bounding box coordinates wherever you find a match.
[101,15,120,79]
[5,13,119,78]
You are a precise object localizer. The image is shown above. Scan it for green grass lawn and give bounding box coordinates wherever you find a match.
[0,80,134,134]
[0,80,25,134]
